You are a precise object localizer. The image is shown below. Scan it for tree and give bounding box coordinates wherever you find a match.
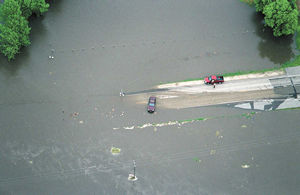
[18,0,49,18]
[0,0,31,60]
[253,0,298,36]
[254,0,272,12]
[0,24,21,60]
[263,0,298,36]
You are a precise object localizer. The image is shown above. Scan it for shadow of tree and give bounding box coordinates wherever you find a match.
[252,12,295,65]
[0,47,30,77]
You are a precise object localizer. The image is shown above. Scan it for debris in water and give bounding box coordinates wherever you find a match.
[79,120,84,124]
[124,126,134,130]
[111,147,121,155]
[216,130,223,139]
[241,125,247,128]
[71,112,79,117]
[241,164,250,169]
[113,127,119,130]
[210,150,216,155]
[128,174,138,181]
[194,157,202,163]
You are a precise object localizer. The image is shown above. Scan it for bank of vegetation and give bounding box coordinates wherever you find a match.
[241,0,299,36]
[0,0,49,60]
[243,0,300,67]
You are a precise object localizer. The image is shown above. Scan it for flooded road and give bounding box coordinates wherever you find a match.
[0,0,300,194]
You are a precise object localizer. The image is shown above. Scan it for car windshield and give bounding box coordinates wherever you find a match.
[149,103,155,107]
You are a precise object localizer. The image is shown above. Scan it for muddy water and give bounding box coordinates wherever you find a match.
[0,0,300,194]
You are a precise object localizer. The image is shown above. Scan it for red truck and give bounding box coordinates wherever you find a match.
[204,75,224,84]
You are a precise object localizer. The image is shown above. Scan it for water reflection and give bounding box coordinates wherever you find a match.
[0,49,29,76]
[253,12,295,64]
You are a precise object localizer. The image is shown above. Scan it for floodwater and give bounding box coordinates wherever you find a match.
[0,0,300,194]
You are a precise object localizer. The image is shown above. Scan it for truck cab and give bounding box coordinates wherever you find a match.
[204,75,224,84]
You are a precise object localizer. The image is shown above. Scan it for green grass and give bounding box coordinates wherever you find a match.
[222,67,284,77]
[161,59,300,85]
[275,107,300,111]
[282,54,300,68]
[162,67,285,85]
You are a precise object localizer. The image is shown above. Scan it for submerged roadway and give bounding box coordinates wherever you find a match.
[130,67,300,109]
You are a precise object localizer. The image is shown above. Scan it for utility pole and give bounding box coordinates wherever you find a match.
[133,160,136,178]
[289,77,297,98]
[128,160,138,181]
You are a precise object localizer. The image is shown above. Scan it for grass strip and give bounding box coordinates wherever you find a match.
[275,107,300,111]
[162,67,285,84]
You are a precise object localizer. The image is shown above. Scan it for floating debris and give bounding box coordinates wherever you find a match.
[128,174,138,181]
[116,112,255,131]
[71,112,79,117]
[216,130,223,139]
[113,127,119,130]
[241,112,256,119]
[137,123,152,129]
[210,150,216,155]
[193,157,202,163]
[241,125,247,128]
[79,120,84,124]
[111,147,121,155]
[241,164,250,169]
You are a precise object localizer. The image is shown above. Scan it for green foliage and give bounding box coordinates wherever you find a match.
[254,0,272,12]
[0,0,31,60]
[0,24,21,60]
[253,0,298,36]
[282,54,300,67]
[263,0,298,36]
[18,0,49,19]
[0,0,49,60]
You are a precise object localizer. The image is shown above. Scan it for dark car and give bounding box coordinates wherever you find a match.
[204,75,224,84]
[147,96,156,113]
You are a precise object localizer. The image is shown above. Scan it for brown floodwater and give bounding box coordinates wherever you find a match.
[0,0,299,194]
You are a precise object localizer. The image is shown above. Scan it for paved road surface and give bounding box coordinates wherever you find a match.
[129,68,300,109]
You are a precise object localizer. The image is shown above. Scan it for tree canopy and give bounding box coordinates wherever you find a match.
[0,0,49,60]
[17,0,49,19]
[253,0,298,37]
